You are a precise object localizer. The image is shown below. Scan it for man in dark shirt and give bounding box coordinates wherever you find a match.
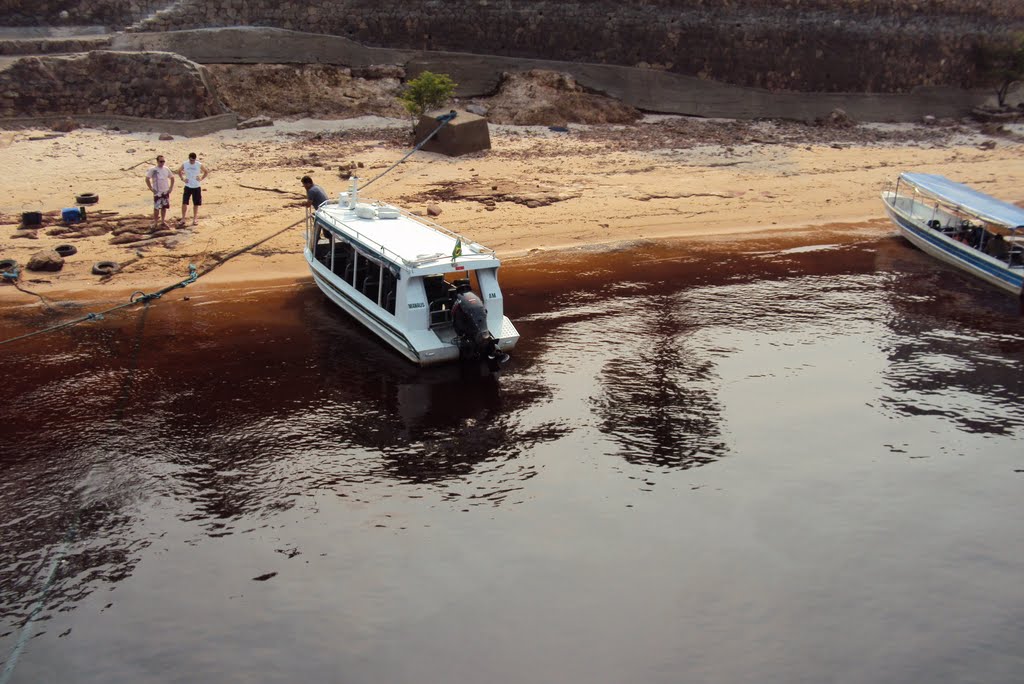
[301,176,329,209]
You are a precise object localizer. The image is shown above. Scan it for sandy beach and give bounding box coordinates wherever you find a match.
[1,115,1022,306]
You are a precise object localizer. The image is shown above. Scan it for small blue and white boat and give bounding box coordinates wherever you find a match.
[881,172,1024,296]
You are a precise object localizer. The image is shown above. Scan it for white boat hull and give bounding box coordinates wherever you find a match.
[307,253,518,367]
[881,191,1024,296]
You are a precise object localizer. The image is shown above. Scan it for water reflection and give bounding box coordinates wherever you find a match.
[2,232,1023,684]
[592,291,728,470]
[0,285,564,639]
[871,238,1024,436]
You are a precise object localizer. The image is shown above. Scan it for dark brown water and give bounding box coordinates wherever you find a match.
[2,232,1024,684]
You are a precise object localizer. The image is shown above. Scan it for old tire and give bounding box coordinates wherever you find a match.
[0,258,17,272]
[92,260,119,276]
[54,244,77,257]
[75,192,99,205]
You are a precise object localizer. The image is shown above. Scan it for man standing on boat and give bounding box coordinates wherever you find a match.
[177,152,208,226]
[302,176,329,209]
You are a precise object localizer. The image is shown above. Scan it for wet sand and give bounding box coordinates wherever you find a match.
[1,116,1023,307]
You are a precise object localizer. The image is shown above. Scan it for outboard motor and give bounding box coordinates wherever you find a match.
[451,287,510,371]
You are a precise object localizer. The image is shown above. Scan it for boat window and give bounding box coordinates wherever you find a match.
[332,240,354,280]
[354,252,373,293]
[381,267,397,315]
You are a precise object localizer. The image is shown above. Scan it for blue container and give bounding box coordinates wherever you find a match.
[62,207,82,224]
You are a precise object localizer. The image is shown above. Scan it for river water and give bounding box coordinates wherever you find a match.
[2,230,1023,684]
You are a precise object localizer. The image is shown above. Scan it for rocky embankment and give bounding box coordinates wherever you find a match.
[0,51,228,120]
[4,1,1023,93]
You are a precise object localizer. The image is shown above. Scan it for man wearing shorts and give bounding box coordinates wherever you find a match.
[177,152,208,226]
[145,155,175,230]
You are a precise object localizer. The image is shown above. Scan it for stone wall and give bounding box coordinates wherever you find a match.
[124,0,1024,93]
[0,0,173,27]
[0,51,229,119]
[0,37,113,55]
[115,27,993,122]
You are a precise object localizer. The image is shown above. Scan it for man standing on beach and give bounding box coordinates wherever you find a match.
[302,176,329,209]
[145,155,174,229]
[177,152,208,226]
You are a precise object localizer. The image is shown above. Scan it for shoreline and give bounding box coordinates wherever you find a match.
[2,115,1022,307]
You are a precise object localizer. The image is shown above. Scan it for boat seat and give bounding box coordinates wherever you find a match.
[362,278,380,300]
[429,299,452,326]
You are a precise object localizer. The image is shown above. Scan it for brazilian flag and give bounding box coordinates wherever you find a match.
[452,238,462,262]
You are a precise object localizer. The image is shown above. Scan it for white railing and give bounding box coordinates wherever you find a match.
[312,198,496,269]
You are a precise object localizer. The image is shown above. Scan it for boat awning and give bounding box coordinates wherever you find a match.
[900,173,1024,230]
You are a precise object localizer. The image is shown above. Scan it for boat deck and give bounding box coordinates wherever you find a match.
[317,200,498,271]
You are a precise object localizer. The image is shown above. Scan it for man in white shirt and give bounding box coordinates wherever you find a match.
[145,155,175,230]
[176,152,208,226]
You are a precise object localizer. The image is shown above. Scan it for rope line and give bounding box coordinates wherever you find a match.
[0,306,153,684]
[0,213,307,349]
[0,264,197,348]
[358,111,457,192]
[0,114,452,348]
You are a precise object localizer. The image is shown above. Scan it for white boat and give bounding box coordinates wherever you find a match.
[303,178,519,368]
[881,172,1024,296]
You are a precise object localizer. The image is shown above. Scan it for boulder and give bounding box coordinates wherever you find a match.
[27,249,64,272]
[414,109,490,157]
[484,70,640,126]
[238,115,274,129]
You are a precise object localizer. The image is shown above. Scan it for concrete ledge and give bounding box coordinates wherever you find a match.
[115,27,990,122]
[0,112,239,136]
[112,27,414,66]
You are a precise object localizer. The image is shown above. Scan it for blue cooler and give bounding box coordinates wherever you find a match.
[62,207,82,224]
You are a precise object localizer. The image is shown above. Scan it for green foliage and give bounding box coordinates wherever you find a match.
[399,71,457,117]
[975,33,1024,107]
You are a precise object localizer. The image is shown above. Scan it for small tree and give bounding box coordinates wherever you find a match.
[399,71,457,118]
[975,33,1024,108]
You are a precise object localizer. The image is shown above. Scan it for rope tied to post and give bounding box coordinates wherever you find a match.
[358,110,457,192]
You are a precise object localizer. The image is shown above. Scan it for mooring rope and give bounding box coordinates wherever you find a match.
[0,304,152,684]
[0,530,71,684]
[358,110,457,192]
[0,211,311,348]
[0,264,196,348]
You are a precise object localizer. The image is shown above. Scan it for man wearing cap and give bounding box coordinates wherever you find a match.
[177,152,208,226]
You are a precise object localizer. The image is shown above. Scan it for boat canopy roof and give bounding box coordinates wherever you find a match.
[900,173,1024,230]
[316,200,499,272]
